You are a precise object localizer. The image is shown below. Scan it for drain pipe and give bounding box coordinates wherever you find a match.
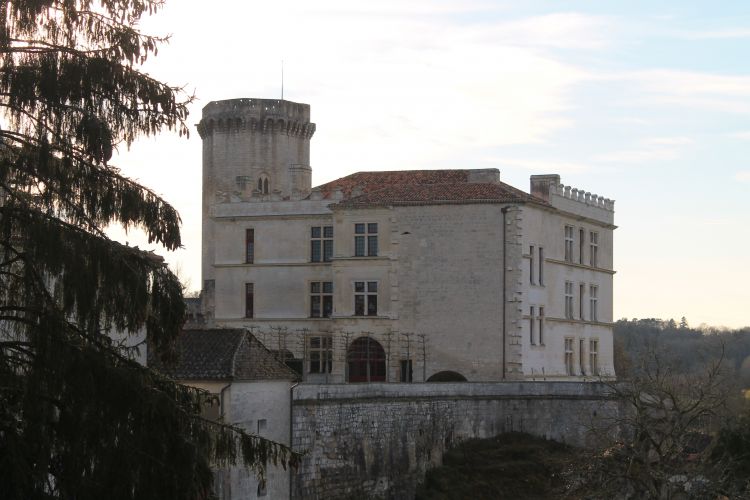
[501,206,509,380]
[288,380,300,499]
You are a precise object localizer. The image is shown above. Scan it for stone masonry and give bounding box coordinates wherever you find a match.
[291,382,621,499]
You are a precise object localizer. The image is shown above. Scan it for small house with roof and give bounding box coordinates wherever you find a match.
[150,328,298,500]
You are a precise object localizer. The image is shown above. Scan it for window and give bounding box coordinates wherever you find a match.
[257,482,267,497]
[257,175,269,195]
[308,336,332,374]
[564,338,574,375]
[310,281,333,318]
[564,281,574,319]
[257,419,267,434]
[529,245,535,285]
[589,339,599,376]
[579,228,585,264]
[529,306,535,344]
[564,225,574,262]
[579,338,586,375]
[538,247,544,286]
[355,223,378,257]
[354,281,378,316]
[579,283,585,320]
[245,228,254,264]
[538,306,545,345]
[400,359,413,382]
[311,226,333,262]
[245,283,254,318]
[590,285,599,322]
[589,231,599,267]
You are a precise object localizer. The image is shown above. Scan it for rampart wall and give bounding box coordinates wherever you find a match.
[291,382,620,499]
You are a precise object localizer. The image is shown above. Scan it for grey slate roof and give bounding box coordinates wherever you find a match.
[149,328,298,381]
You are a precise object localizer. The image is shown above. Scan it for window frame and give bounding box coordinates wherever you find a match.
[310,225,334,263]
[589,231,599,268]
[564,338,574,375]
[354,222,378,257]
[564,281,574,319]
[589,284,599,322]
[309,281,334,318]
[589,339,599,376]
[538,306,545,345]
[579,338,586,375]
[400,359,413,382]
[579,282,585,320]
[245,228,254,264]
[579,227,585,264]
[354,280,378,316]
[564,225,574,262]
[308,335,333,374]
[538,247,544,286]
[244,282,254,319]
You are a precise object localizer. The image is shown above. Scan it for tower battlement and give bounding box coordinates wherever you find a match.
[197,98,316,139]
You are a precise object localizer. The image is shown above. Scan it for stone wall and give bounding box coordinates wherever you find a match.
[291,382,620,499]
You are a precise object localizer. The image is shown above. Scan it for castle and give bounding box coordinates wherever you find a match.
[196,97,616,384]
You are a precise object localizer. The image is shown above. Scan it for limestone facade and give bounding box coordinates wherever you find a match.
[198,98,616,383]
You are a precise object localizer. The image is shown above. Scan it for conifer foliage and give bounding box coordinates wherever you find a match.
[0,2,298,498]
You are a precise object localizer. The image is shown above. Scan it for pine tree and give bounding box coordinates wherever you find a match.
[0,2,298,498]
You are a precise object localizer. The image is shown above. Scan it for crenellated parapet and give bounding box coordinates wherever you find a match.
[530,174,615,225]
[197,98,316,139]
[551,183,615,212]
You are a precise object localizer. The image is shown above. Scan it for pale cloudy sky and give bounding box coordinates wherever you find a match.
[111,0,750,328]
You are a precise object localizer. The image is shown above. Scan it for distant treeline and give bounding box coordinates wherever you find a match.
[614,318,750,387]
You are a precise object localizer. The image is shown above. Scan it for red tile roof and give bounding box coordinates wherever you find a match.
[313,170,545,208]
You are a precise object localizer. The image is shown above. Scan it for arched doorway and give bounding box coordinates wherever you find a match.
[426,371,467,382]
[347,337,386,382]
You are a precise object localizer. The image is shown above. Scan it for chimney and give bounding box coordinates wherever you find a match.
[530,174,560,202]
[467,168,500,183]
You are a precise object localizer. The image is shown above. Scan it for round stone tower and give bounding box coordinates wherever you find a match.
[197,98,316,316]
[197,98,316,202]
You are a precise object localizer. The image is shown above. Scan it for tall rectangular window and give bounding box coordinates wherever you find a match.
[529,245,535,285]
[245,228,254,264]
[564,225,574,262]
[355,223,378,257]
[310,281,333,318]
[564,281,574,319]
[538,306,545,345]
[564,338,574,375]
[579,283,585,320]
[354,281,378,316]
[400,359,413,382]
[311,225,334,262]
[245,283,254,318]
[589,231,599,267]
[589,339,599,376]
[529,306,535,344]
[579,228,585,264]
[579,338,586,375]
[538,247,544,286]
[308,336,332,374]
[590,285,599,322]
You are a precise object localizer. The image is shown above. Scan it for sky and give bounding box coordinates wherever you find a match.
[110,0,750,328]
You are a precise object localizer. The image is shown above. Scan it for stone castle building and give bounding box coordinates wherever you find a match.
[197,98,616,384]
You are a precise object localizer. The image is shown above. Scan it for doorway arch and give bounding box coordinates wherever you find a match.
[347,337,386,382]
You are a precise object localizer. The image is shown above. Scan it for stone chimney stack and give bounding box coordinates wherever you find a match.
[530,174,561,202]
